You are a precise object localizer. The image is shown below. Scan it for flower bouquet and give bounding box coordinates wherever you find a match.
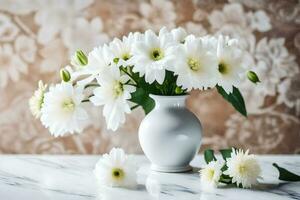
[29,27,259,171]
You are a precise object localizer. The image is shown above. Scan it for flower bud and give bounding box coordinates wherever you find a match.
[247,71,260,84]
[60,69,71,82]
[74,50,88,66]
[175,86,183,94]
[113,57,119,64]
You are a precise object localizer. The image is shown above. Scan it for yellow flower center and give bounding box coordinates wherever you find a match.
[113,81,124,98]
[122,53,131,61]
[218,61,229,75]
[62,98,75,112]
[38,94,45,110]
[150,48,164,61]
[111,168,125,180]
[207,169,215,180]
[188,58,200,71]
[238,164,246,174]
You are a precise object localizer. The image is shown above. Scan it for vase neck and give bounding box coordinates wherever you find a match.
[150,95,188,109]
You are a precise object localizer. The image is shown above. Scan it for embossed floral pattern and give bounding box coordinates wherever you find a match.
[0,0,299,154]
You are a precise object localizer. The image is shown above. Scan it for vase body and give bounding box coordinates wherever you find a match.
[138,95,202,173]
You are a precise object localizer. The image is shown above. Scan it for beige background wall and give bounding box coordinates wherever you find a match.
[0,0,299,154]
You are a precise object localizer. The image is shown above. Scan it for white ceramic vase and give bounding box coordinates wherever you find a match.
[139,95,202,173]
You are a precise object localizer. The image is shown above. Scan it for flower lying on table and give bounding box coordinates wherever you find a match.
[200,160,224,190]
[200,148,261,189]
[200,148,300,191]
[224,149,261,188]
[94,148,138,189]
[94,147,300,190]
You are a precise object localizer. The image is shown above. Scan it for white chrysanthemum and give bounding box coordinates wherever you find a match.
[131,29,176,84]
[75,45,113,86]
[0,43,27,88]
[29,80,47,119]
[200,160,223,190]
[90,65,135,131]
[224,148,261,188]
[94,148,137,189]
[158,27,187,43]
[62,17,109,55]
[171,35,218,90]
[214,35,246,93]
[40,83,89,137]
[170,27,187,43]
[109,32,143,67]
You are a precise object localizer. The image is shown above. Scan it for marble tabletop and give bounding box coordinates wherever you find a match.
[0,155,299,200]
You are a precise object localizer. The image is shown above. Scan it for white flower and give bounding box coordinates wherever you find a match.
[29,81,47,119]
[94,148,137,189]
[90,65,135,131]
[34,0,93,44]
[278,76,300,116]
[109,32,143,67]
[0,0,38,15]
[75,45,113,86]
[239,37,299,111]
[39,39,67,73]
[185,22,207,37]
[62,17,109,55]
[214,35,246,93]
[40,83,89,137]
[248,10,271,32]
[200,160,224,190]
[0,13,19,42]
[254,38,298,96]
[158,27,187,43]
[171,35,218,90]
[131,29,176,84]
[170,27,188,43]
[224,148,261,188]
[0,44,27,88]
[208,3,247,31]
[139,0,176,31]
[14,35,37,63]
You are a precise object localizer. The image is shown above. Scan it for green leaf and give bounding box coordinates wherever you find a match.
[130,88,155,114]
[204,149,217,164]
[216,85,247,117]
[219,148,233,161]
[273,163,300,181]
[221,164,228,172]
[219,174,232,184]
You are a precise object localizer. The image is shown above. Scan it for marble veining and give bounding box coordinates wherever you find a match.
[0,155,299,200]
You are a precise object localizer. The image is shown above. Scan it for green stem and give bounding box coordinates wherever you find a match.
[84,83,99,89]
[219,180,232,184]
[120,67,137,84]
[219,174,232,184]
[131,104,139,110]
[82,94,95,103]
[125,83,138,87]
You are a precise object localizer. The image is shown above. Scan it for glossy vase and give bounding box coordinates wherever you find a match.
[138,95,202,173]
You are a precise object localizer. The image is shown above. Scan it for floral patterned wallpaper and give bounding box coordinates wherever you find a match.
[0,0,299,154]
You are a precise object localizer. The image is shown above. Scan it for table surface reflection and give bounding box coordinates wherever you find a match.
[0,155,299,200]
